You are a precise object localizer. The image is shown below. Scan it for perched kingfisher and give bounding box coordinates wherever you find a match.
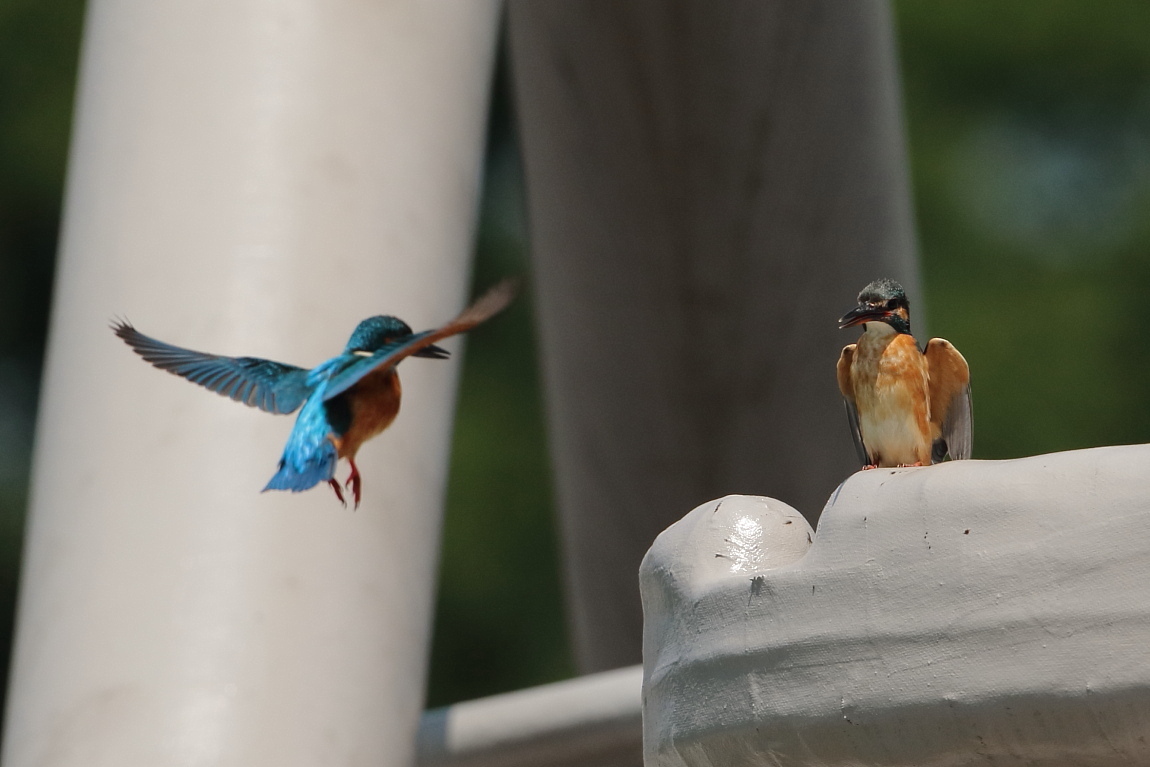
[836,278,971,469]
[115,279,517,507]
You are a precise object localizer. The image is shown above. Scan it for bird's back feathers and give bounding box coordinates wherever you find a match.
[262,394,340,493]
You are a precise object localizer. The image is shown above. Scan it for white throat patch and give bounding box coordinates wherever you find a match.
[864,321,897,337]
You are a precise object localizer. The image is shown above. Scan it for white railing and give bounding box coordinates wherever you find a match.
[417,665,642,767]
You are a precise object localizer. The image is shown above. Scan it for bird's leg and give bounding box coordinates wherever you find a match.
[345,458,362,509]
[327,478,347,506]
[862,464,878,471]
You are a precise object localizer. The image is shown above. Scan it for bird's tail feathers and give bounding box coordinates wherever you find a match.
[263,441,337,493]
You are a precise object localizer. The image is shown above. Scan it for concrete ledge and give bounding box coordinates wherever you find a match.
[641,446,1150,766]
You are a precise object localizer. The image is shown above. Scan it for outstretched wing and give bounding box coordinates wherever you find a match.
[925,337,972,462]
[113,321,314,415]
[837,344,868,466]
[322,278,518,401]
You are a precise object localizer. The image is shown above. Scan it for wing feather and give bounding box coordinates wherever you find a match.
[925,337,972,461]
[321,278,518,401]
[837,344,868,466]
[113,321,314,415]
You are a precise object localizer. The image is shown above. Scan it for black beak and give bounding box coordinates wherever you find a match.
[838,304,890,330]
[414,343,450,360]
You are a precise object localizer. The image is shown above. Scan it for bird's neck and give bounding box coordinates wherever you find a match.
[857,320,915,357]
[865,315,911,337]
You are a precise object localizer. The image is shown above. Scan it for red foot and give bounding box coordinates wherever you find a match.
[327,478,347,507]
[344,458,362,509]
[895,462,924,468]
[862,464,878,470]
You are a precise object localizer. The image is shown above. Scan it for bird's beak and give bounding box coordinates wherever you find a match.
[838,304,889,330]
[414,343,450,359]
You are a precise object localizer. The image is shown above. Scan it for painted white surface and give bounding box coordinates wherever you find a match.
[2,2,500,766]
[642,446,1150,766]
[417,665,642,767]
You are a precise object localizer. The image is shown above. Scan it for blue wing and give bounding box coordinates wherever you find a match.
[321,278,518,402]
[262,392,340,493]
[114,321,314,415]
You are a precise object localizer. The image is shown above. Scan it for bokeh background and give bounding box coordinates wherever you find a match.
[0,0,1149,721]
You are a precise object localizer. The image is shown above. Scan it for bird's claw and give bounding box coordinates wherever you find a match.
[345,460,362,509]
[327,478,347,507]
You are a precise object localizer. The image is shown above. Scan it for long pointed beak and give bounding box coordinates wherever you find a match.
[838,305,889,329]
[414,343,450,359]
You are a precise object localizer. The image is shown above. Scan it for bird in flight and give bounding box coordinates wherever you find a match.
[836,278,971,469]
[114,279,517,507]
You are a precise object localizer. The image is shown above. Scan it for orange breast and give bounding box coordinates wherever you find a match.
[333,369,402,460]
[851,332,932,466]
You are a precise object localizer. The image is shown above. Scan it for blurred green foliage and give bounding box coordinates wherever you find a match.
[427,105,574,704]
[0,0,1148,720]
[898,0,1150,459]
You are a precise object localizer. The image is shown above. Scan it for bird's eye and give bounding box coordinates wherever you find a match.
[886,300,900,310]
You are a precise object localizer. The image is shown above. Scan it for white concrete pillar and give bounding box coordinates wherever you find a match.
[1,2,499,766]
[642,448,1150,765]
[508,0,919,674]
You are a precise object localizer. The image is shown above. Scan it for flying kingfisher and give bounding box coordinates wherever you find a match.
[114,279,517,507]
[836,278,971,469]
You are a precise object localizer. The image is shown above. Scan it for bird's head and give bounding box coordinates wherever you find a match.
[838,278,912,335]
[344,316,450,359]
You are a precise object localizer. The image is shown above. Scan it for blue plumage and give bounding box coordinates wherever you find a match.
[114,278,517,506]
[323,330,442,401]
[262,393,340,493]
[114,318,427,500]
[112,323,313,414]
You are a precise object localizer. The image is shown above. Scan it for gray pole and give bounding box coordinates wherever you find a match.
[1,2,499,765]
[508,0,919,672]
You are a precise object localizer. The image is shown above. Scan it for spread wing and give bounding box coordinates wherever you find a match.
[837,344,868,466]
[925,337,972,462]
[113,321,314,415]
[322,278,518,401]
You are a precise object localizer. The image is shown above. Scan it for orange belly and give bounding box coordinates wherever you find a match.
[332,369,402,460]
[852,333,931,467]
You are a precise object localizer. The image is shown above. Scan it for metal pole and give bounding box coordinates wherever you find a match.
[417,665,642,767]
[1,1,500,765]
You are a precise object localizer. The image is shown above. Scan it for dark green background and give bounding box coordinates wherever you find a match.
[0,1,1147,717]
